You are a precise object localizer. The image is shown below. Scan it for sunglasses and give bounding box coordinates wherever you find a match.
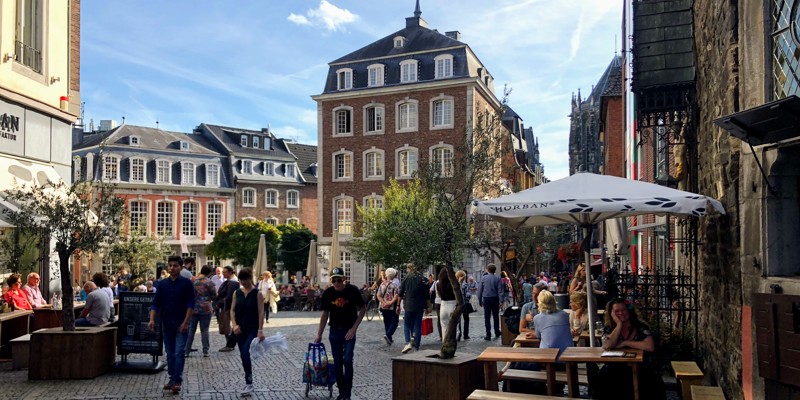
[331,278,344,283]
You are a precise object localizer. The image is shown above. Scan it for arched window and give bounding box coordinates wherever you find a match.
[430,143,454,177]
[332,149,353,181]
[363,148,385,180]
[395,145,418,179]
[265,189,279,208]
[242,187,256,207]
[399,59,418,83]
[434,54,454,79]
[332,105,354,137]
[430,94,454,129]
[333,195,354,235]
[286,190,299,208]
[336,68,353,90]
[367,63,385,87]
[396,99,419,133]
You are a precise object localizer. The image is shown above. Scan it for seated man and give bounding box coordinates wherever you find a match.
[23,272,48,308]
[76,281,111,327]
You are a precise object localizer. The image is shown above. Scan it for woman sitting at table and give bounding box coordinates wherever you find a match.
[569,291,589,337]
[508,290,572,395]
[593,298,665,400]
[3,274,32,310]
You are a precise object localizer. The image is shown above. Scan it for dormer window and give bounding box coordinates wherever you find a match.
[242,160,253,174]
[240,135,248,147]
[264,137,272,150]
[286,164,296,178]
[368,64,385,87]
[400,60,418,83]
[180,141,190,151]
[337,68,353,90]
[129,136,140,146]
[253,136,260,149]
[394,36,406,48]
[434,54,454,79]
[264,162,274,176]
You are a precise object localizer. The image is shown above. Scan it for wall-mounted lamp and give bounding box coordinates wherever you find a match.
[2,53,12,63]
[50,76,61,84]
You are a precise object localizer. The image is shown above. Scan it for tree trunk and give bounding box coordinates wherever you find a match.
[59,249,75,331]
[439,265,463,359]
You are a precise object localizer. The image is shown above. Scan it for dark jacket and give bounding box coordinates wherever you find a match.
[399,271,429,312]
[216,279,240,312]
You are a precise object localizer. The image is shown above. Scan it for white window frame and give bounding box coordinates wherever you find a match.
[333,195,354,235]
[430,94,455,130]
[286,190,299,208]
[181,162,196,185]
[395,145,419,179]
[129,136,140,146]
[367,63,385,87]
[206,163,220,187]
[363,103,385,135]
[242,216,256,222]
[181,201,199,237]
[332,105,354,137]
[285,164,296,178]
[332,149,353,182]
[129,157,146,182]
[287,217,300,225]
[393,36,405,48]
[430,143,455,178]
[336,68,353,90]
[128,200,149,235]
[265,189,279,208]
[240,135,248,147]
[400,59,418,83]
[180,141,190,151]
[155,200,176,238]
[206,202,224,236]
[242,187,256,207]
[156,159,171,184]
[362,148,385,181]
[264,162,275,176]
[341,251,352,280]
[434,54,454,79]
[363,194,384,211]
[103,155,119,182]
[265,217,279,226]
[252,136,260,149]
[395,99,419,133]
[242,160,253,174]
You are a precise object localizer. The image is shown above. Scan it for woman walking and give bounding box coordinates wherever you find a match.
[185,265,216,357]
[457,270,471,340]
[230,268,265,396]
[376,268,400,345]
[258,271,278,323]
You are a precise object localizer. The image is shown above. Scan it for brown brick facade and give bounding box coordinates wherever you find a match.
[319,84,495,237]
[602,97,624,177]
[235,183,314,230]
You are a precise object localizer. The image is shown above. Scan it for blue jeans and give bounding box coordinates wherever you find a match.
[235,329,258,384]
[329,327,356,397]
[75,318,94,327]
[380,308,399,342]
[482,296,501,337]
[185,313,212,355]
[403,310,424,349]
[162,321,189,385]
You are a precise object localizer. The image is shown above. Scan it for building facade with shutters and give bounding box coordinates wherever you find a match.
[72,124,235,279]
[312,5,526,286]
[195,124,318,234]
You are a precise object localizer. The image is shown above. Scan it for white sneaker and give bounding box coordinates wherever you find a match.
[240,384,254,396]
[401,343,413,353]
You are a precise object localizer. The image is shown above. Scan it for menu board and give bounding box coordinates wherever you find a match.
[117,292,162,356]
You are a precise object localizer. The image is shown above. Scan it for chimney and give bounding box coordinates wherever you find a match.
[445,31,461,41]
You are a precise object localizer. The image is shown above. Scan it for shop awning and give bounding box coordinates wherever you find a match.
[714,95,800,146]
[0,157,65,228]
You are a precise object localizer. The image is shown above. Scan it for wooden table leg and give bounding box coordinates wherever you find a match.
[631,362,640,400]
[565,362,579,398]
[483,361,499,391]
[545,363,556,396]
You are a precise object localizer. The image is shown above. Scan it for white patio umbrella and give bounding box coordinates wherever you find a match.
[253,234,268,279]
[329,229,341,272]
[474,172,725,346]
[306,240,317,284]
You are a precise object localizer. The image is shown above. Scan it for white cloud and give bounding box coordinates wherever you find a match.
[289,0,358,32]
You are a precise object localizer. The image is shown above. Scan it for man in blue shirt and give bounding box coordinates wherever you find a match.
[149,256,195,394]
[477,264,504,340]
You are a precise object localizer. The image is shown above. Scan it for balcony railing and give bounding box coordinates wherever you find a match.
[14,40,42,73]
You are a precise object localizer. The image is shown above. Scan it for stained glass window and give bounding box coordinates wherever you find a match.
[772,0,800,98]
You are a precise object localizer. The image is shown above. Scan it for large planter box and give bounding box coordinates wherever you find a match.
[392,349,484,400]
[28,326,117,380]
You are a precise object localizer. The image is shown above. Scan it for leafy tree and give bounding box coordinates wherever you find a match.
[277,223,317,275]
[355,92,512,358]
[104,227,171,286]
[1,180,124,331]
[206,220,280,268]
[0,227,40,276]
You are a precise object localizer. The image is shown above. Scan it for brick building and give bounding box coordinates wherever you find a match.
[196,124,317,233]
[72,124,236,278]
[312,4,529,285]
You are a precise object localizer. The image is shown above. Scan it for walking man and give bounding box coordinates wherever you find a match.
[399,263,430,353]
[478,264,504,340]
[149,255,195,394]
[315,267,366,400]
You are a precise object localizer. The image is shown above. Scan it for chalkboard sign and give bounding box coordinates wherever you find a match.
[117,292,162,356]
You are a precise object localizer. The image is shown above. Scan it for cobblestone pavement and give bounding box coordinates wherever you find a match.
[1,310,678,399]
[0,311,512,399]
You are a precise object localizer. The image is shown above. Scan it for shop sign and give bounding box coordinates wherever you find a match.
[117,292,163,356]
[0,99,25,157]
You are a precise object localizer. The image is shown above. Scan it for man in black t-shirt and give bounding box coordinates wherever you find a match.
[315,267,366,400]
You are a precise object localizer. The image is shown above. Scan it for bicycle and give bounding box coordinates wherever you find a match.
[365,298,381,321]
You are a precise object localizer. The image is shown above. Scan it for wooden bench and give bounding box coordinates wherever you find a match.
[467,389,563,399]
[690,386,725,400]
[11,333,32,369]
[672,361,705,400]
[499,368,589,386]
[477,347,560,395]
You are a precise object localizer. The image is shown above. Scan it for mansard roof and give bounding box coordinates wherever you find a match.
[199,123,295,160]
[330,24,465,65]
[285,142,318,184]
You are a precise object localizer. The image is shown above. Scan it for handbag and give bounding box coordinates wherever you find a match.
[218,310,231,335]
[464,302,475,314]
[421,317,433,336]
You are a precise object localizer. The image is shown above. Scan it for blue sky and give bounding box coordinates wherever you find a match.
[81,0,622,180]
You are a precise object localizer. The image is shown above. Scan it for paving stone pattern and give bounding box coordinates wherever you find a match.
[0,311,511,399]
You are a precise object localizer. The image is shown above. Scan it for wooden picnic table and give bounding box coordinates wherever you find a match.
[0,309,33,358]
[558,347,644,399]
[32,302,87,331]
[477,347,560,395]
[513,333,541,348]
